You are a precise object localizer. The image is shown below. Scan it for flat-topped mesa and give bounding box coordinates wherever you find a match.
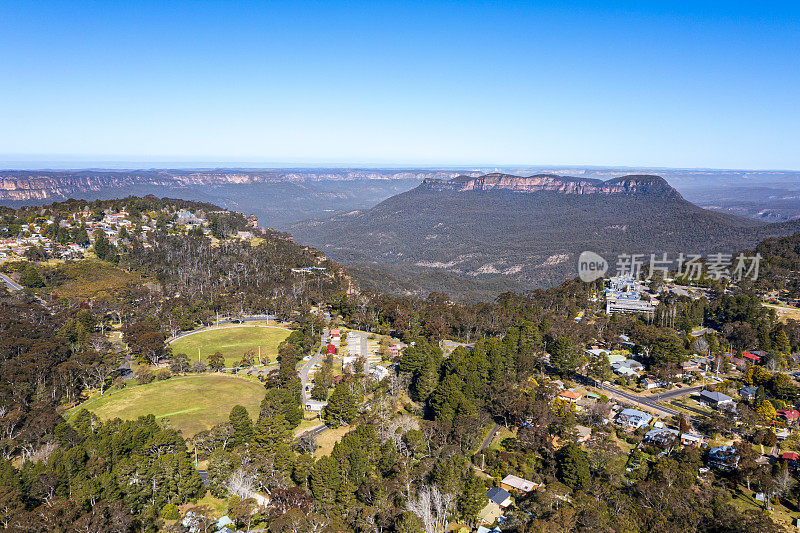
[421,173,683,199]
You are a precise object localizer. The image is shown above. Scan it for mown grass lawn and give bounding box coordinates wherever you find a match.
[170,325,291,367]
[66,374,265,437]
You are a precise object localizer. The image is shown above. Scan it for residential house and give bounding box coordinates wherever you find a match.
[558,390,583,404]
[616,408,652,430]
[612,359,644,377]
[741,351,761,364]
[708,446,740,471]
[681,360,700,374]
[644,427,679,448]
[370,365,389,381]
[777,409,800,423]
[781,452,800,472]
[698,390,735,409]
[304,400,327,413]
[739,386,758,401]
[680,433,705,447]
[500,475,539,493]
[486,488,512,508]
[641,377,662,390]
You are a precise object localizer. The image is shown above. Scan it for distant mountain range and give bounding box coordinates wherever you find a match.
[0,169,461,227]
[291,173,800,298]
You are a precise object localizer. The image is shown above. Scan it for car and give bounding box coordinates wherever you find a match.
[303,355,312,361]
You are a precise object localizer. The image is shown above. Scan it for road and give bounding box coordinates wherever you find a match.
[479,423,500,452]
[0,272,23,291]
[597,382,682,417]
[649,385,704,402]
[0,272,52,310]
[300,329,328,404]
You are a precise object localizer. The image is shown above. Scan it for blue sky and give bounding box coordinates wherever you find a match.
[2,1,799,169]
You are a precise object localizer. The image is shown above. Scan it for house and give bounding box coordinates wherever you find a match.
[607,352,629,365]
[500,475,539,493]
[741,351,762,363]
[370,365,389,381]
[698,390,735,408]
[708,445,740,471]
[330,329,340,339]
[558,390,583,403]
[777,409,800,423]
[781,452,800,472]
[644,427,679,448]
[739,386,758,401]
[616,408,652,430]
[326,344,336,355]
[681,360,700,373]
[679,433,704,447]
[486,487,512,508]
[641,377,662,390]
[612,359,644,377]
[304,400,327,412]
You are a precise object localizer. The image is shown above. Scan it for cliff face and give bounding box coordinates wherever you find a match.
[421,173,683,199]
[0,169,476,203]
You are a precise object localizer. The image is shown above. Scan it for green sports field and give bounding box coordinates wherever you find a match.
[170,325,291,367]
[66,374,265,436]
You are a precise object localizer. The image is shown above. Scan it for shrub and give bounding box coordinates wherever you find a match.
[136,366,155,384]
[160,503,180,520]
[156,368,172,381]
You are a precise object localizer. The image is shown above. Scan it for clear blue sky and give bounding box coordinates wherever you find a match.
[2,1,799,169]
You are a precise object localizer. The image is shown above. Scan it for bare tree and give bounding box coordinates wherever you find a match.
[406,485,454,533]
[296,432,317,455]
[227,468,257,499]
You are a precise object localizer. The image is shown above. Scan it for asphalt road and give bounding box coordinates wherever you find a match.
[649,385,704,402]
[0,272,23,291]
[300,329,327,404]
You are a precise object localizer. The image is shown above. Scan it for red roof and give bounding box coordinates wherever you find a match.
[782,452,800,462]
[326,344,336,355]
[777,409,800,421]
[741,351,761,362]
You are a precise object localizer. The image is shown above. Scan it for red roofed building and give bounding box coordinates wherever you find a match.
[330,329,340,338]
[558,390,583,403]
[777,409,800,422]
[781,452,800,471]
[741,351,761,363]
[326,344,336,355]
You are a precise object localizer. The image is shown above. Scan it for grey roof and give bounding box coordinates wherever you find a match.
[487,487,511,505]
[700,390,733,403]
[619,408,652,421]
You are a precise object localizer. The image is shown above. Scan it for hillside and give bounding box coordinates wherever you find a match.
[292,173,800,295]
